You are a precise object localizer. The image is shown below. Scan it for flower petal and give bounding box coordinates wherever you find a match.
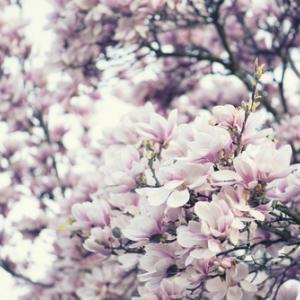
[227,286,243,300]
[206,276,227,293]
[190,248,216,260]
[136,187,171,206]
[240,280,257,292]
[211,170,242,186]
[249,209,265,221]
[167,189,190,208]
[208,239,222,253]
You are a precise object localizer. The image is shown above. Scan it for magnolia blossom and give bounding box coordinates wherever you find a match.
[212,142,292,188]
[187,117,232,163]
[177,221,207,249]
[212,104,273,145]
[177,221,217,263]
[83,226,113,255]
[195,198,243,245]
[123,215,162,246]
[137,109,178,145]
[102,145,146,193]
[221,186,265,221]
[139,243,183,286]
[133,277,188,300]
[267,167,300,203]
[136,180,190,207]
[137,161,210,207]
[206,263,257,300]
[61,102,300,299]
[234,143,292,186]
[71,201,111,229]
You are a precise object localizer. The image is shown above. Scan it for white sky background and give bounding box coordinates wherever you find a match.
[1,0,132,298]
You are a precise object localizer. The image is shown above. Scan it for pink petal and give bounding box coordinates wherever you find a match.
[190,248,216,260]
[211,170,242,186]
[206,277,227,293]
[208,239,222,253]
[136,187,171,206]
[240,280,257,292]
[229,228,239,245]
[231,218,245,229]
[249,209,265,221]
[167,189,190,208]
[227,286,243,300]
[194,202,212,223]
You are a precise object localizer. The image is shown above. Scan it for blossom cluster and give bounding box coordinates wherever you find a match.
[0,1,103,292]
[0,1,300,299]
[53,102,300,299]
[48,0,300,112]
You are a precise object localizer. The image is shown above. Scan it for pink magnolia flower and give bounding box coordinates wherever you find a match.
[162,122,195,159]
[276,115,300,144]
[49,123,69,142]
[195,197,244,245]
[1,132,28,157]
[100,105,155,146]
[137,109,177,145]
[118,253,139,271]
[76,262,131,300]
[268,167,300,203]
[139,243,182,286]
[157,161,211,188]
[212,104,273,145]
[71,201,111,229]
[234,142,292,187]
[212,142,292,188]
[187,117,232,163]
[137,162,210,208]
[160,277,189,299]
[210,170,243,187]
[177,221,207,249]
[177,221,218,263]
[132,291,160,300]
[136,180,190,208]
[206,263,257,300]
[221,186,265,221]
[83,226,113,255]
[212,104,245,129]
[102,145,146,193]
[148,0,180,10]
[123,215,162,246]
[133,277,189,300]
[103,0,132,10]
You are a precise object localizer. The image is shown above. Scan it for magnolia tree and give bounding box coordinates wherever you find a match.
[1,0,300,300]
[0,0,101,293]
[49,0,300,112]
